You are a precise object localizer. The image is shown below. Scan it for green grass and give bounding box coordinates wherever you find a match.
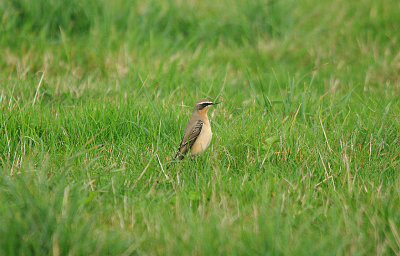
[1,0,400,255]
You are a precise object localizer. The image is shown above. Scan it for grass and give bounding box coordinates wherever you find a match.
[1,0,400,255]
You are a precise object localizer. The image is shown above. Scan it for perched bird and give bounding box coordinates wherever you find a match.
[172,98,219,162]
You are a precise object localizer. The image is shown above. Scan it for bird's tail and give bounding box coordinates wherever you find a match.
[166,161,175,169]
[166,152,184,169]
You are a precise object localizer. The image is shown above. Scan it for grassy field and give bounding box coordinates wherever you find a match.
[1,0,400,255]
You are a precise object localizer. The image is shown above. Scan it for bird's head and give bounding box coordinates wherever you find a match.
[194,98,219,115]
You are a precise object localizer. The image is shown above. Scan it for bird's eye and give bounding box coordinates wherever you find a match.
[198,102,212,110]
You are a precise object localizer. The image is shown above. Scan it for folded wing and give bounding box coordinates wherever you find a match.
[175,120,203,160]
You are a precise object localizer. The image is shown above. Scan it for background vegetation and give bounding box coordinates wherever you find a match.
[1,0,399,255]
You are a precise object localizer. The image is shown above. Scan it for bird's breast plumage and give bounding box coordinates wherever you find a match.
[190,120,212,155]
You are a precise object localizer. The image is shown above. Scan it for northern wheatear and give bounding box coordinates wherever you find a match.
[173,98,219,161]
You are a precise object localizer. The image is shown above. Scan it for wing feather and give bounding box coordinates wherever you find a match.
[175,120,203,159]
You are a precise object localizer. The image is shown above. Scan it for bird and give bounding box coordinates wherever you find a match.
[170,98,219,165]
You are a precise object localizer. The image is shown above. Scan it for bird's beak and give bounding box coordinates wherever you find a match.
[211,102,219,105]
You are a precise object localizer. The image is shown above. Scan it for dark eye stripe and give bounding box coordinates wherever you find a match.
[198,102,213,110]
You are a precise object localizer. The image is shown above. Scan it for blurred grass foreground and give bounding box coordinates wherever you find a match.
[1,0,400,255]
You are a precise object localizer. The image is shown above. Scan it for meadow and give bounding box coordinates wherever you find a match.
[1,0,400,255]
